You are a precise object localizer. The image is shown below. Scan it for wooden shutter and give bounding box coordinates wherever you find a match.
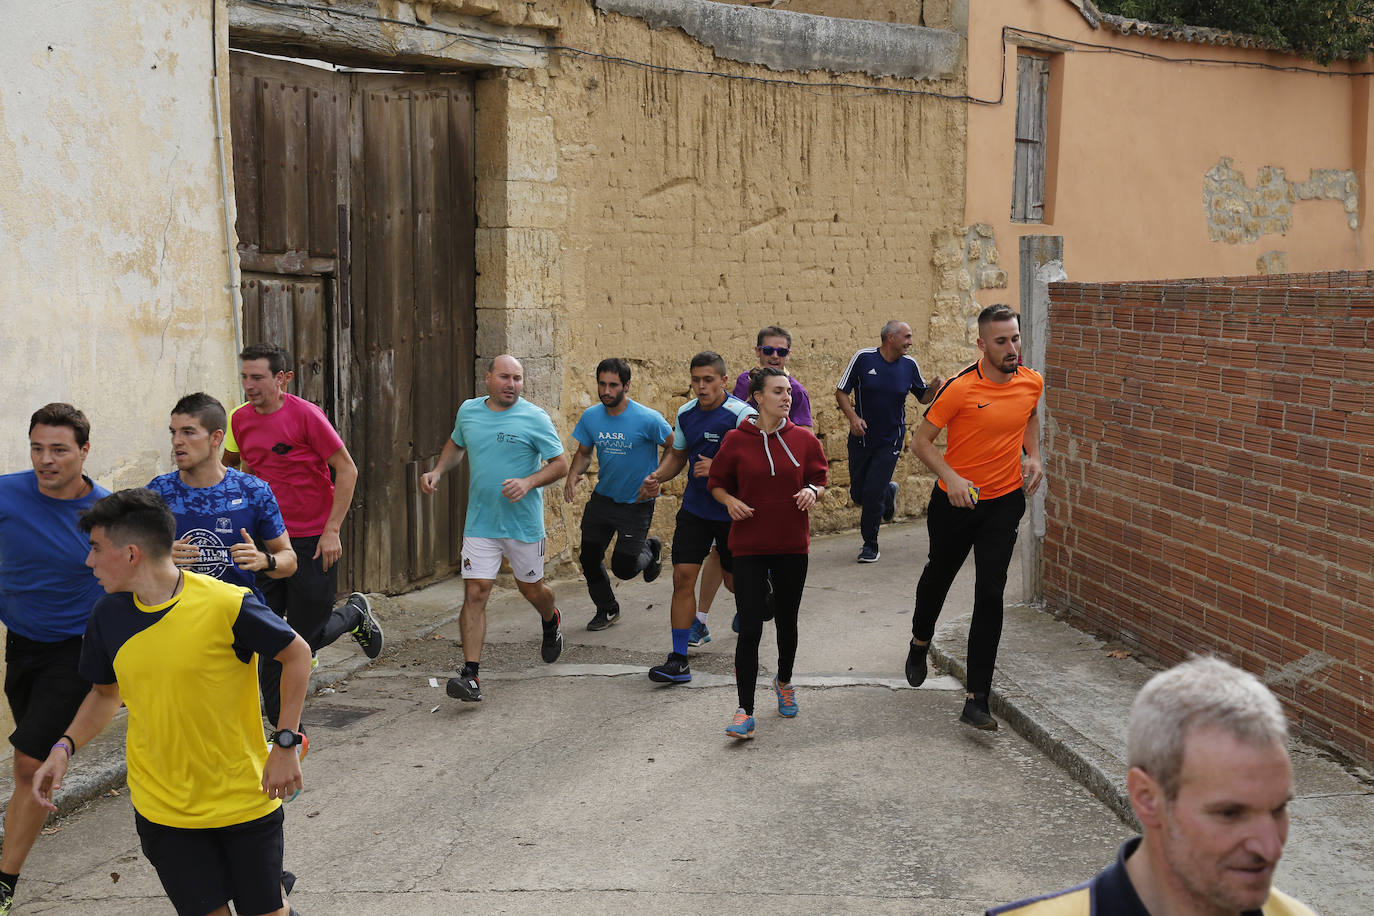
[1012,54,1050,223]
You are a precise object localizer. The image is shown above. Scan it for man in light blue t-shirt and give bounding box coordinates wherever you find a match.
[421,355,570,703]
[564,358,673,632]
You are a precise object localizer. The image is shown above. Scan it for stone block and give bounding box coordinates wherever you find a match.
[478,179,569,229]
[506,112,557,182]
[525,5,560,28]
[475,227,562,311]
[436,0,500,13]
[488,0,527,26]
[475,306,555,357]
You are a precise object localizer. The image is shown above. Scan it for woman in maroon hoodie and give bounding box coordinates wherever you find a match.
[708,367,828,740]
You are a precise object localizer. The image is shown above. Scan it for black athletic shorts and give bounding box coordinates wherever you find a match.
[671,508,734,573]
[136,806,286,916]
[4,632,90,761]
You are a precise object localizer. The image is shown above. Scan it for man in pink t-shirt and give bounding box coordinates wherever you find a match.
[227,345,383,728]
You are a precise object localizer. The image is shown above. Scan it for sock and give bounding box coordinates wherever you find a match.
[695,611,709,625]
[738,706,753,717]
[542,609,560,631]
[0,870,18,892]
[462,661,480,679]
[671,628,690,657]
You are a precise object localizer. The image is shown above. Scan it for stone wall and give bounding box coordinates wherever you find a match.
[475,0,971,564]
[1043,270,1374,766]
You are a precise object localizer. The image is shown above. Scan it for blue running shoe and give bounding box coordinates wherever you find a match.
[725,709,755,740]
[773,676,798,717]
[687,618,711,647]
[731,612,739,633]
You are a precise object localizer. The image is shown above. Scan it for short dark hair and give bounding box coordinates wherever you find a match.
[171,392,228,435]
[80,489,176,560]
[756,326,792,347]
[596,358,631,385]
[748,366,788,398]
[977,304,1018,330]
[689,351,726,376]
[239,344,291,376]
[29,403,91,447]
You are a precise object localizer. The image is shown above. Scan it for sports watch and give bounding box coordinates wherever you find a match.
[264,552,277,572]
[270,728,303,750]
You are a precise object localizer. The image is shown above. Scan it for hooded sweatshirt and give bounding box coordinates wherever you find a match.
[708,417,828,557]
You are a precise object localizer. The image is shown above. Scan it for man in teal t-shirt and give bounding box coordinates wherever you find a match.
[421,355,569,703]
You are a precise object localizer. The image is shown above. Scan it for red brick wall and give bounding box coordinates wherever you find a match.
[1042,272,1374,764]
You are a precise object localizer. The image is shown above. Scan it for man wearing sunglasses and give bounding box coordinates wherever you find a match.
[731,326,812,427]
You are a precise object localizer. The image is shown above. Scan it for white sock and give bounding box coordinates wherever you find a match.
[695,611,709,625]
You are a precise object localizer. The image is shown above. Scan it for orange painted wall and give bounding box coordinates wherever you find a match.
[966,0,1374,292]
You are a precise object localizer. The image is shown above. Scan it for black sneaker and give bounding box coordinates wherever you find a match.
[648,652,691,683]
[959,694,998,730]
[541,610,564,663]
[857,545,880,563]
[447,672,482,701]
[586,608,621,631]
[883,481,899,522]
[0,880,13,914]
[905,640,929,687]
[643,536,663,583]
[346,592,384,659]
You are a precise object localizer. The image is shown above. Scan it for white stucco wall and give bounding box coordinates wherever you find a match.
[0,0,241,484]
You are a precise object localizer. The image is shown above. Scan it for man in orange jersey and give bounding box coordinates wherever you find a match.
[904,304,1043,730]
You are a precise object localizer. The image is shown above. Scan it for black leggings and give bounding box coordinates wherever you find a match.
[733,554,808,715]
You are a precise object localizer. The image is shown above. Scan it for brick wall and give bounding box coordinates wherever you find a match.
[1042,272,1374,765]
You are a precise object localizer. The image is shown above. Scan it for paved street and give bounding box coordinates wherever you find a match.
[16,524,1138,914]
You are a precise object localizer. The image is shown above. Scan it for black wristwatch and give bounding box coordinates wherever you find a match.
[264,552,277,572]
[270,728,302,749]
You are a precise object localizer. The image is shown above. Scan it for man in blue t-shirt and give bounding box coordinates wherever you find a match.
[421,355,570,703]
[564,358,673,632]
[638,352,756,684]
[836,321,944,563]
[0,403,110,910]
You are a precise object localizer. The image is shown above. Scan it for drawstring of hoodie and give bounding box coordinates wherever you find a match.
[758,417,800,477]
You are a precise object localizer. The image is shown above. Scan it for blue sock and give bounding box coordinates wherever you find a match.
[671,627,690,657]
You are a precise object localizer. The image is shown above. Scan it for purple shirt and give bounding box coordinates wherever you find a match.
[732,371,813,427]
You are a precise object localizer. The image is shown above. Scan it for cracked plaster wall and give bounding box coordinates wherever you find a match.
[1204,156,1360,244]
[0,0,239,483]
[476,0,966,555]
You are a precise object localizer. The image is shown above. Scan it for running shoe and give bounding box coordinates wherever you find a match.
[0,879,13,914]
[687,618,711,647]
[857,545,881,563]
[447,672,483,701]
[346,592,385,659]
[586,607,621,631]
[648,652,691,683]
[960,694,998,731]
[643,536,663,583]
[541,609,564,663]
[773,676,798,718]
[905,639,929,687]
[725,709,755,740]
[883,481,899,522]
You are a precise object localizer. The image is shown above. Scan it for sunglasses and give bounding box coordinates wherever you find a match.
[759,345,790,357]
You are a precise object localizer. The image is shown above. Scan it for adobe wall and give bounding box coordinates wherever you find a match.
[472,0,971,563]
[1043,271,1374,764]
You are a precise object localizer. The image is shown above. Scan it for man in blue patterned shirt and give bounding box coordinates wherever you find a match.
[147,393,298,597]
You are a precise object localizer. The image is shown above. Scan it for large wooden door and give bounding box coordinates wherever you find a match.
[229,52,475,594]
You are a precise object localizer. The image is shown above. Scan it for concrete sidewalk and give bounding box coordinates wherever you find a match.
[11,520,1372,914]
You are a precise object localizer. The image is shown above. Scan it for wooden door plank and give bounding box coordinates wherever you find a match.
[308,85,342,258]
[229,64,262,250]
